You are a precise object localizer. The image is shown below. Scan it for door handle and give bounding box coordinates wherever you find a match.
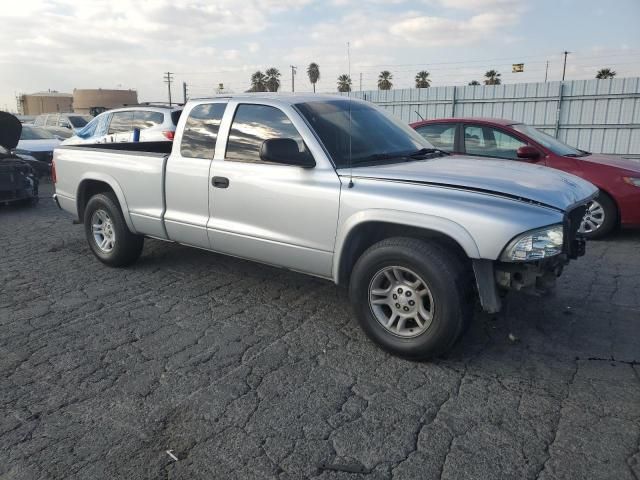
[212,176,229,188]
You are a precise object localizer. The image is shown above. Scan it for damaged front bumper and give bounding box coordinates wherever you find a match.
[473,236,587,314]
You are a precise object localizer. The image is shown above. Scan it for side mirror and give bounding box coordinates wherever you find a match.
[260,138,315,168]
[517,145,542,160]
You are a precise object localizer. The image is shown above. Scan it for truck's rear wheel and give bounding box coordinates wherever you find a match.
[84,192,143,267]
[349,237,473,360]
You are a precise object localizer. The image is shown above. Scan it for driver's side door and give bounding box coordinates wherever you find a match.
[207,102,341,278]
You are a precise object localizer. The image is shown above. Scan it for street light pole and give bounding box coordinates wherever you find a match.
[290,65,297,92]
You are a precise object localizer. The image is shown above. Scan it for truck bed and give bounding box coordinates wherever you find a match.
[54,142,171,239]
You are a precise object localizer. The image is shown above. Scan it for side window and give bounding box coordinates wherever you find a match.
[34,115,45,126]
[132,111,164,130]
[45,115,58,126]
[225,104,305,164]
[415,124,456,151]
[180,103,226,159]
[108,111,134,134]
[464,125,525,160]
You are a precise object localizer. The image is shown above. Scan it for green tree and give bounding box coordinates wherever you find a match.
[415,71,431,88]
[337,74,352,92]
[265,68,281,92]
[378,70,393,90]
[484,70,501,85]
[596,68,616,79]
[468,80,481,86]
[248,71,267,92]
[307,63,320,93]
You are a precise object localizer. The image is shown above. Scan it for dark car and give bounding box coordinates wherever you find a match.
[0,112,39,205]
[411,117,640,238]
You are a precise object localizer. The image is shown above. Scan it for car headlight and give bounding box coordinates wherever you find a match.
[623,177,640,187]
[500,224,564,262]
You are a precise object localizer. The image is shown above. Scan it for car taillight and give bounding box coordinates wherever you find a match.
[51,159,57,183]
[163,131,175,140]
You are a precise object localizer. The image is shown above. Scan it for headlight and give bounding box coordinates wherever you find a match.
[623,177,640,187]
[500,224,564,262]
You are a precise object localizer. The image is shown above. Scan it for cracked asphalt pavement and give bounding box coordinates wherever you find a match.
[1,182,639,479]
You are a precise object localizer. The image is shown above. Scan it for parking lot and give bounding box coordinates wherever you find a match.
[1,181,638,479]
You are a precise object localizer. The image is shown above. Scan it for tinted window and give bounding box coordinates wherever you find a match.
[109,111,134,134]
[171,110,183,126]
[20,126,57,140]
[132,111,164,130]
[68,115,91,128]
[181,103,226,159]
[225,104,305,163]
[295,100,431,168]
[464,125,526,160]
[415,124,456,151]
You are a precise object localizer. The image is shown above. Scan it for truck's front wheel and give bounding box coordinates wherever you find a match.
[349,237,473,360]
[84,193,144,267]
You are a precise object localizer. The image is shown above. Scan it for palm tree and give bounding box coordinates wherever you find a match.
[484,70,501,85]
[265,68,281,92]
[378,70,393,90]
[337,74,352,93]
[307,63,320,93]
[415,71,431,88]
[248,71,267,92]
[596,68,616,79]
[468,80,481,86]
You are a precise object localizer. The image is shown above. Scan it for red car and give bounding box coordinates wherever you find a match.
[411,118,640,238]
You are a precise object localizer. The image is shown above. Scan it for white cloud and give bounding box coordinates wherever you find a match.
[436,0,524,10]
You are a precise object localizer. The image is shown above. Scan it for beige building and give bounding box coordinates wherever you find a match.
[73,88,138,115]
[18,91,73,115]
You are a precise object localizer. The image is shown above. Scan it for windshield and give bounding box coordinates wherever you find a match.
[513,124,585,156]
[20,126,57,140]
[68,115,92,128]
[295,100,434,168]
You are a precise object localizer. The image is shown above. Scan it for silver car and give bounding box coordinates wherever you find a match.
[52,95,597,359]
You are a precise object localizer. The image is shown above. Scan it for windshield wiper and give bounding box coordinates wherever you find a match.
[408,148,449,157]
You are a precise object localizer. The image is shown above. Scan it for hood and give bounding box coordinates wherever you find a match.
[577,153,640,173]
[339,155,598,211]
[0,111,22,150]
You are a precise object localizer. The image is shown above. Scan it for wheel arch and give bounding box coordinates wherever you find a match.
[333,211,481,286]
[76,174,136,233]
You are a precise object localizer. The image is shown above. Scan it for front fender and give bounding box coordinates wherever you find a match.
[333,209,481,281]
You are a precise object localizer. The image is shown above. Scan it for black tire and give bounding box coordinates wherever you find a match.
[580,191,617,240]
[349,237,473,360]
[83,192,144,267]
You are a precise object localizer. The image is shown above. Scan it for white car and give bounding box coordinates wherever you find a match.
[62,106,182,145]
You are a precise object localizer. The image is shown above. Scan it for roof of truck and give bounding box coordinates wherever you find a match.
[191,93,349,104]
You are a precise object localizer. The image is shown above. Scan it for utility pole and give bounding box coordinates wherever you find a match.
[182,82,188,104]
[544,61,549,83]
[561,51,570,82]
[359,72,363,92]
[164,72,174,106]
[290,65,297,92]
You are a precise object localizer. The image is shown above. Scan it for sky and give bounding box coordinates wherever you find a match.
[1,0,639,110]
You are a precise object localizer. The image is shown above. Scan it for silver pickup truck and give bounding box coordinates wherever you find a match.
[53,95,597,359]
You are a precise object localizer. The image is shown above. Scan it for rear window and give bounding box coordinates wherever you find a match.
[68,116,91,128]
[180,104,226,158]
[20,126,57,140]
